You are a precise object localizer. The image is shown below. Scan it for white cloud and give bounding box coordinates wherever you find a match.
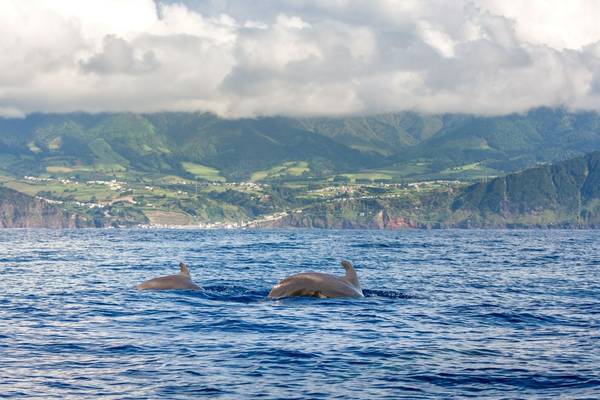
[481,0,600,50]
[80,35,160,75]
[1,0,600,117]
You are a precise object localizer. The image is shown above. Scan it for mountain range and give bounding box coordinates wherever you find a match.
[2,108,600,228]
[2,108,600,182]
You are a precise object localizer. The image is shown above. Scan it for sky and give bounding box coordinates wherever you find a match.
[2,0,600,118]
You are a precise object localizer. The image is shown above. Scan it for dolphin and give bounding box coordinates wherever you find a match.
[137,262,202,291]
[268,260,363,299]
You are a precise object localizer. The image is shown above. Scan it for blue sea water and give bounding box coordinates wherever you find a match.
[0,229,599,399]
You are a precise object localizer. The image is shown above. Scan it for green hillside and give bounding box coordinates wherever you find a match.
[3,108,600,184]
[265,151,600,229]
[296,113,444,155]
[446,151,600,227]
[388,108,599,178]
[2,146,600,228]
[0,112,378,181]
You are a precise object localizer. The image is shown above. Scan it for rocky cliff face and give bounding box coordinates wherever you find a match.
[0,187,89,228]
[252,198,425,229]
[446,151,600,228]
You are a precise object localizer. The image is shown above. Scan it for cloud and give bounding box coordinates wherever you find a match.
[1,0,600,117]
[0,106,25,118]
[80,35,159,75]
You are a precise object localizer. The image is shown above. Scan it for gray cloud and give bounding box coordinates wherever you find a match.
[1,0,600,117]
[80,35,160,75]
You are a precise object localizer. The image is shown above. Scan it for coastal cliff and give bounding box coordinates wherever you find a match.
[3,151,600,229]
[255,152,600,229]
[0,187,89,228]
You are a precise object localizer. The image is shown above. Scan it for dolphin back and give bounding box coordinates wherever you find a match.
[137,263,201,291]
[268,272,363,299]
[137,274,201,290]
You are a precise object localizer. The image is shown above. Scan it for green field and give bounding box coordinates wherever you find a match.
[439,162,500,179]
[251,161,310,182]
[340,172,393,182]
[182,162,225,182]
[46,166,77,173]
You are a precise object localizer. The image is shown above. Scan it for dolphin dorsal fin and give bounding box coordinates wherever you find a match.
[340,260,360,289]
[179,262,191,278]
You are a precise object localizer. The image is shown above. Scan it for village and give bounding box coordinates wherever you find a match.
[2,172,466,227]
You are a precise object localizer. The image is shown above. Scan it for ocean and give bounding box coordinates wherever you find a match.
[1,229,599,399]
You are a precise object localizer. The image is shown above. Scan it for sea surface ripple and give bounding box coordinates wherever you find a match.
[1,229,599,399]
